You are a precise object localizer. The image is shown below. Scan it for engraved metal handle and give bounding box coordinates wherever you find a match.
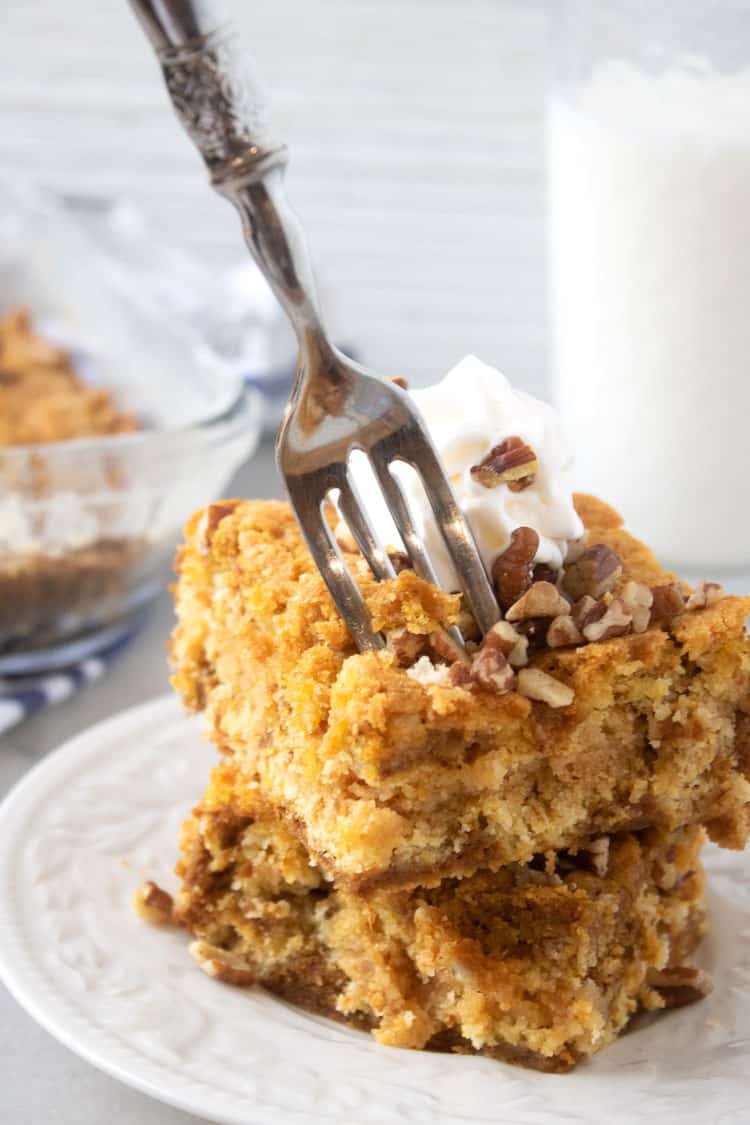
[129,0,330,352]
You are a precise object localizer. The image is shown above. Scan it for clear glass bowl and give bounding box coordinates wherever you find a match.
[0,187,263,672]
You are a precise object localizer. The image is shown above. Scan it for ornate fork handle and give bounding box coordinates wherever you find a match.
[130,0,329,346]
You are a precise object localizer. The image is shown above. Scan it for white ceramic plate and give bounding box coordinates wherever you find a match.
[0,695,749,1125]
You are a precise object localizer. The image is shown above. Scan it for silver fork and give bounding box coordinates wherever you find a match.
[131,0,500,651]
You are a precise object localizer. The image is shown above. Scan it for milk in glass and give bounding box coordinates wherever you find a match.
[549,60,750,577]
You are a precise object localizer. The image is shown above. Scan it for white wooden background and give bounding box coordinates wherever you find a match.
[0,0,550,392]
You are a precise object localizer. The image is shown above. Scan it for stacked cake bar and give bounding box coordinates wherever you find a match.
[164,493,750,1071]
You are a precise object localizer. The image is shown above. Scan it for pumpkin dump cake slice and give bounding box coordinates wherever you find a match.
[167,760,709,1074]
[152,359,747,1071]
[171,492,750,892]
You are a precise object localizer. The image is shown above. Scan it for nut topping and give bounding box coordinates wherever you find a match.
[650,583,686,624]
[387,550,412,574]
[532,562,559,586]
[516,668,574,708]
[428,627,470,667]
[195,501,240,554]
[388,629,426,665]
[389,376,409,389]
[506,581,571,622]
[561,544,623,600]
[448,661,474,687]
[470,435,538,491]
[483,620,529,668]
[133,881,176,927]
[685,581,724,610]
[189,940,257,986]
[546,614,583,648]
[514,617,553,654]
[620,580,654,634]
[646,966,712,1008]
[582,597,632,642]
[471,646,515,693]
[570,594,600,632]
[491,526,539,611]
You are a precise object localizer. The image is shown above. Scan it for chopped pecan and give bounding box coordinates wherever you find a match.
[389,376,409,389]
[471,646,515,693]
[189,940,257,986]
[195,501,240,554]
[532,562,559,585]
[620,580,654,634]
[571,594,601,632]
[506,581,571,622]
[428,627,470,667]
[491,526,540,611]
[388,629,426,665]
[650,583,686,624]
[133,881,176,927]
[514,616,553,653]
[470,435,538,491]
[483,620,529,668]
[516,667,574,708]
[546,614,583,648]
[561,544,623,600]
[685,581,724,610]
[448,661,474,687]
[582,597,632,642]
[387,550,411,574]
[647,966,712,1008]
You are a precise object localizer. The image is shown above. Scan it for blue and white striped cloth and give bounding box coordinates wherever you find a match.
[0,616,143,735]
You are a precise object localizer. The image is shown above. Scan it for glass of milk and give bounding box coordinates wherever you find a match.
[548,1,750,584]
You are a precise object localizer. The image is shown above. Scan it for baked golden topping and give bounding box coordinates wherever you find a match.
[0,307,138,446]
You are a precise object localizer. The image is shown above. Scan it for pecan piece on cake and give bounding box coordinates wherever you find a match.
[470,435,538,491]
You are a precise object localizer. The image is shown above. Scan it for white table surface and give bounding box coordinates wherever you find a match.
[0,444,282,1125]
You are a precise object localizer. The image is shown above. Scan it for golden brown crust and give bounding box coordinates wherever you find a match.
[171,497,750,890]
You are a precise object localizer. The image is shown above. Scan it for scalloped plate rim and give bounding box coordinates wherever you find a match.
[0,697,237,1123]
[0,694,748,1125]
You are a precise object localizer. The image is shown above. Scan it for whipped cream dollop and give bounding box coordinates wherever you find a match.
[344,355,583,591]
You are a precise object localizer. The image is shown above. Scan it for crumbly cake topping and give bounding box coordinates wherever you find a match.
[166,766,710,1072]
[171,493,750,889]
[0,307,138,446]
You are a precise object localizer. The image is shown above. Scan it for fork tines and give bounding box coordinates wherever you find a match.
[286,427,499,653]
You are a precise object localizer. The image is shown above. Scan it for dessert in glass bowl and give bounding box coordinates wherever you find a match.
[142,357,749,1072]
[0,307,139,446]
[0,191,261,670]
